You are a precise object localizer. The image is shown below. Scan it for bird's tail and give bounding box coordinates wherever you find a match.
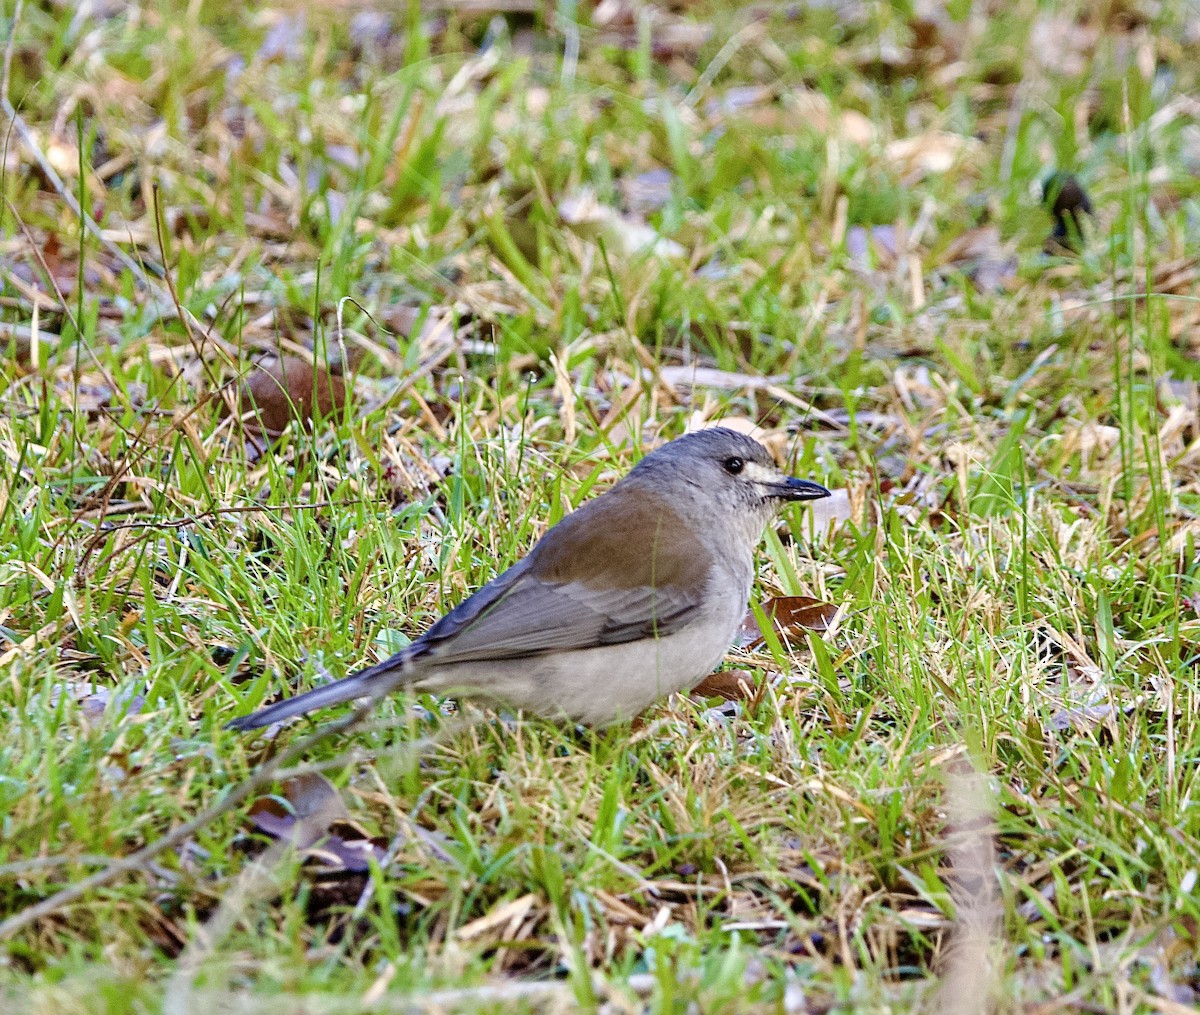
[224,651,425,731]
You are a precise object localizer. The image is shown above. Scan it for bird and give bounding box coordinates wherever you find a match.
[226,427,830,731]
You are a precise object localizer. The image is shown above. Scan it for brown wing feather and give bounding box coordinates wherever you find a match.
[412,490,713,663]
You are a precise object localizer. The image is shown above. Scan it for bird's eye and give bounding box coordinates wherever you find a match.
[723,456,745,475]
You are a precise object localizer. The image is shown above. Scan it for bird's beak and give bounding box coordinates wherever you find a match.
[769,476,831,502]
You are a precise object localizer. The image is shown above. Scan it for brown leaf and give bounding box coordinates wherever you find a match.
[48,678,144,727]
[248,772,349,850]
[232,356,349,439]
[247,773,386,873]
[387,303,451,338]
[307,821,389,873]
[735,597,839,649]
[691,670,758,702]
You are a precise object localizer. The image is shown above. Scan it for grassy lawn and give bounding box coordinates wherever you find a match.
[3,0,1200,1010]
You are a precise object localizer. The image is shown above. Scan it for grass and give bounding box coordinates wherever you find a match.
[3,0,1200,1010]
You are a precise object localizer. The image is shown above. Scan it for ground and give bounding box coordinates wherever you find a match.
[2,0,1200,1012]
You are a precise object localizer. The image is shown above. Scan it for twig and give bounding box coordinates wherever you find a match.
[1,104,157,283]
[152,183,239,385]
[0,704,363,941]
[0,854,116,877]
[935,761,1001,1015]
[86,497,378,533]
[162,837,293,1015]
[162,718,471,1015]
[173,982,579,1014]
[0,671,473,943]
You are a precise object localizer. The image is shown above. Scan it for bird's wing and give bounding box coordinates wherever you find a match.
[414,567,703,664]
[413,490,716,663]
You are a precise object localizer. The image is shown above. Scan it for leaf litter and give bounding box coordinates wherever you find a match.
[734,597,841,651]
[246,773,387,875]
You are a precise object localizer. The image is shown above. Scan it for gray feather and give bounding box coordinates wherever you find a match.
[223,648,426,731]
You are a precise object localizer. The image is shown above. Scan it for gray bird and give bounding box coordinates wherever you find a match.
[226,427,830,730]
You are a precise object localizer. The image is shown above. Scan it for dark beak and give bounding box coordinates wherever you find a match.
[770,477,831,502]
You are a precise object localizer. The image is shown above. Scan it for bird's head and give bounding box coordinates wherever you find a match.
[627,427,830,535]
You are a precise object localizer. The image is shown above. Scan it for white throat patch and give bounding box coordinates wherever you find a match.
[742,460,781,486]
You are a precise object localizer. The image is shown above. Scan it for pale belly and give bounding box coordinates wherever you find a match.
[414,614,740,726]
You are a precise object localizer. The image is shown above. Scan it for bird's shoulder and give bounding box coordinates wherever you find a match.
[407,485,719,661]
[524,485,716,592]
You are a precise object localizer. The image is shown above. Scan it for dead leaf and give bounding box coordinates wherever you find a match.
[232,356,349,439]
[691,671,758,702]
[305,822,389,873]
[248,773,348,849]
[256,10,306,63]
[1046,703,1115,733]
[48,678,144,727]
[247,773,386,873]
[1034,626,1125,738]
[349,10,395,54]
[802,488,855,536]
[1060,421,1121,466]
[380,304,458,349]
[735,597,839,649]
[838,110,878,147]
[705,84,775,119]
[1028,16,1100,77]
[1139,924,1200,1006]
[53,376,117,417]
[592,0,712,57]
[456,893,536,941]
[705,86,876,147]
